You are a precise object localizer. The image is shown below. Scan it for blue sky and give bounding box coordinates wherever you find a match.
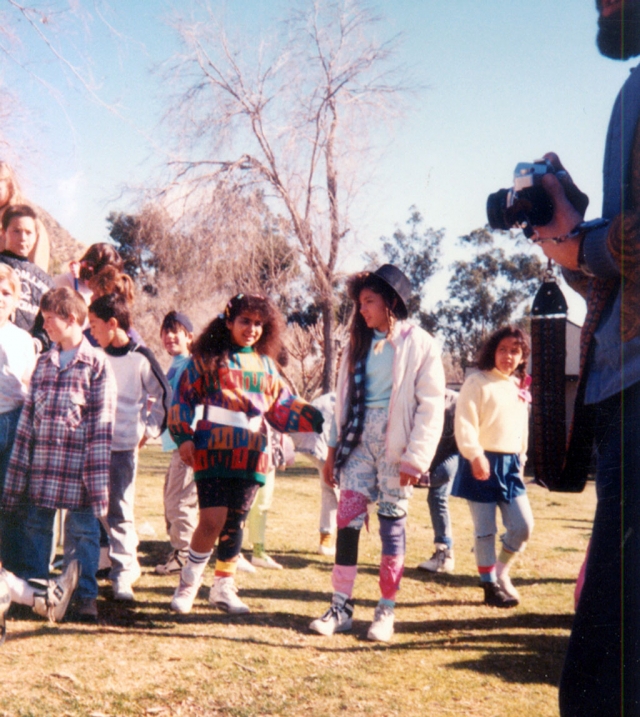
[5,0,638,322]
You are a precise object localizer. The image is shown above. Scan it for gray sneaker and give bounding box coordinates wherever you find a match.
[309,594,354,636]
[32,560,81,623]
[367,603,395,643]
[417,544,455,574]
[155,549,188,576]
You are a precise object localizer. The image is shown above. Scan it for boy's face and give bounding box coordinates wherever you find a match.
[88,312,117,348]
[161,326,192,357]
[3,216,37,258]
[42,311,76,346]
[0,279,17,327]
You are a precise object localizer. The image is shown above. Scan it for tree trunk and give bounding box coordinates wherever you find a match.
[321,297,334,393]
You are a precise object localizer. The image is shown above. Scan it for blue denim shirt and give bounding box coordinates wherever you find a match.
[579,64,640,404]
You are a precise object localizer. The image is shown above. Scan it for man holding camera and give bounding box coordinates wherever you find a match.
[531,2,640,714]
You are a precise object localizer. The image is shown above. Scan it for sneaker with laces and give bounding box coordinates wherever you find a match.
[170,575,202,614]
[32,559,81,623]
[155,549,187,576]
[417,544,455,574]
[209,577,250,614]
[309,594,354,635]
[236,553,257,573]
[497,573,521,602]
[482,581,519,608]
[251,553,283,570]
[367,603,395,643]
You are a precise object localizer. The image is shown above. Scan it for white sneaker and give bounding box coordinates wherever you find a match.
[417,544,455,574]
[236,553,257,573]
[367,603,395,643]
[497,573,521,602]
[155,549,187,576]
[251,554,283,570]
[170,575,202,614]
[309,594,354,636]
[32,560,81,623]
[209,577,250,614]
[318,544,336,557]
[113,577,135,602]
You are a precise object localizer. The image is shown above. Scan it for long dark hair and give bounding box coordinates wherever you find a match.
[192,293,286,373]
[345,271,405,372]
[476,325,530,384]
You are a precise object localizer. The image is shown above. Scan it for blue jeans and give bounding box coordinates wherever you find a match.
[0,406,24,572]
[18,505,100,600]
[559,380,640,716]
[426,454,458,548]
[467,494,533,572]
[106,450,139,581]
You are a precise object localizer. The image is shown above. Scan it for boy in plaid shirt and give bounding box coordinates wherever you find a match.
[1,287,117,622]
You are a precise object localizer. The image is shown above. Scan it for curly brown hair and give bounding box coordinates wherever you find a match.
[476,325,531,383]
[192,293,286,373]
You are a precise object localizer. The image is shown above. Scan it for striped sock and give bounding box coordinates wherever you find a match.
[183,548,212,586]
[478,564,496,583]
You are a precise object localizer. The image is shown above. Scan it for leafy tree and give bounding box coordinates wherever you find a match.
[434,227,546,370]
[376,206,443,330]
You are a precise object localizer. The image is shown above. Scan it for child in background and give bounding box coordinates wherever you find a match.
[452,325,533,608]
[0,265,36,573]
[244,430,296,570]
[155,311,199,576]
[0,204,54,351]
[290,392,339,556]
[1,287,117,622]
[417,388,459,574]
[168,293,323,615]
[309,265,445,643]
[88,293,171,602]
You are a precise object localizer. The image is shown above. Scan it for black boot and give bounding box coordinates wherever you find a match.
[482,581,519,608]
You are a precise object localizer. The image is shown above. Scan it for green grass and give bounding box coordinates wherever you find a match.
[0,445,595,716]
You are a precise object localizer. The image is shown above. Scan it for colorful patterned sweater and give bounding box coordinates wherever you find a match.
[168,346,323,484]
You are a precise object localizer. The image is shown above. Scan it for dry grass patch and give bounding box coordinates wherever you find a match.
[0,447,594,716]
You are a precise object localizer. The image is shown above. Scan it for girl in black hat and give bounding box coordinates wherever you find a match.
[309,265,445,642]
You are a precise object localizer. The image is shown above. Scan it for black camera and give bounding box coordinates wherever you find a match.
[487,161,566,238]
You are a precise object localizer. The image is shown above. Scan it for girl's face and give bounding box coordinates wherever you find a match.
[0,279,17,327]
[227,311,264,348]
[495,336,524,376]
[359,288,389,333]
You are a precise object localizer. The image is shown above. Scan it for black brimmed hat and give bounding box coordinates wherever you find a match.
[371,264,411,319]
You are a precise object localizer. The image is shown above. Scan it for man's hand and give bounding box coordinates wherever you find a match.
[532,153,584,269]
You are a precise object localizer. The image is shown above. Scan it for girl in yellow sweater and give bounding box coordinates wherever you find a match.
[452,326,532,608]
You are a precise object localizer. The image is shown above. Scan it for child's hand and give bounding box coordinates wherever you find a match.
[399,471,418,487]
[179,440,196,468]
[471,455,491,481]
[323,450,337,488]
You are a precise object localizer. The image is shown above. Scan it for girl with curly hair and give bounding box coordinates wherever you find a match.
[168,293,323,616]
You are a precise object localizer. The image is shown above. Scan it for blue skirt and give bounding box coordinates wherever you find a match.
[451,451,526,504]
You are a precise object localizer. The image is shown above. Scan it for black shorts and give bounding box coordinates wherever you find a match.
[196,474,259,512]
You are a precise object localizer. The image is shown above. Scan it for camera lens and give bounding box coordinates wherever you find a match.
[486,188,511,230]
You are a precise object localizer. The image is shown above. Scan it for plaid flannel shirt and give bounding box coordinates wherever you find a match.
[1,336,117,517]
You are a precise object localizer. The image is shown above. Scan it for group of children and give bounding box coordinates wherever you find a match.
[0,203,535,644]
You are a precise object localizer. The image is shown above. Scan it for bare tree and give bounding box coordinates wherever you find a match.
[163,0,408,391]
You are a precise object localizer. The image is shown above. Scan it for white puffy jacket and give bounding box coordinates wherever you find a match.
[334,321,445,481]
